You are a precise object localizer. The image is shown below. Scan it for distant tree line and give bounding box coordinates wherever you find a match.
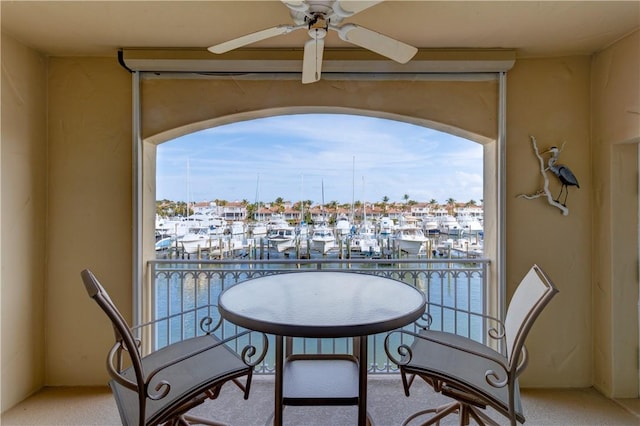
[156,196,482,218]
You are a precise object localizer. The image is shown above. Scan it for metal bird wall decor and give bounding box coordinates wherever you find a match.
[545,146,580,206]
[518,136,580,216]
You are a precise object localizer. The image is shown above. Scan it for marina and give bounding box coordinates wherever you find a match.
[155,213,484,261]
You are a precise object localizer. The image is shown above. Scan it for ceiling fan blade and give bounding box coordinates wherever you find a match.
[281,0,309,13]
[334,1,384,16]
[302,38,324,84]
[208,25,300,54]
[337,23,417,64]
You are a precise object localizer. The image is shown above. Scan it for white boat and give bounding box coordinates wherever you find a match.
[248,222,268,237]
[297,222,309,238]
[438,215,463,236]
[438,237,484,258]
[179,227,215,254]
[266,214,289,230]
[155,236,174,251]
[311,223,336,254]
[393,226,428,255]
[456,214,483,236]
[267,225,297,253]
[227,221,246,236]
[422,216,440,235]
[451,237,483,257]
[378,217,395,235]
[349,228,380,256]
[334,216,352,237]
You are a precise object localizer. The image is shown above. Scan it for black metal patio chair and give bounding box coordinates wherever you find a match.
[385,264,558,425]
[81,269,268,426]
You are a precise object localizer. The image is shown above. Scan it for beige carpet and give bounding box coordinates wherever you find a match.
[2,375,639,425]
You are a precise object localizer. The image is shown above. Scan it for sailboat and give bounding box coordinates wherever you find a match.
[249,173,268,237]
[311,179,336,254]
[350,177,380,256]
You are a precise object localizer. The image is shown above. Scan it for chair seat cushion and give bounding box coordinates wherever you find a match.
[403,330,523,421]
[110,334,249,425]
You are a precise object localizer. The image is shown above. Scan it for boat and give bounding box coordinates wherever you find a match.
[421,215,440,235]
[227,221,246,236]
[297,221,309,238]
[438,215,463,236]
[334,215,351,237]
[349,223,380,256]
[437,237,483,258]
[179,227,215,254]
[266,214,289,230]
[267,225,297,253]
[393,225,428,255]
[155,236,174,251]
[311,223,336,254]
[456,213,483,236]
[248,222,268,238]
[378,216,395,235]
[349,192,380,256]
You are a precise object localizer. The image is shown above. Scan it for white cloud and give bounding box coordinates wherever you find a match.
[157,114,483,204]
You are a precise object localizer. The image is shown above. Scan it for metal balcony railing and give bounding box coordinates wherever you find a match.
[145,258,490,374]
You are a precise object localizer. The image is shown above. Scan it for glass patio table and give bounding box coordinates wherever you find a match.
[218,271,426,426]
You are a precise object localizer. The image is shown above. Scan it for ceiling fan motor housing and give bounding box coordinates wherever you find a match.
[308,14,329,39]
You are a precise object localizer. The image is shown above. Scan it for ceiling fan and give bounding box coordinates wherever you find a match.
[207,0,418,84]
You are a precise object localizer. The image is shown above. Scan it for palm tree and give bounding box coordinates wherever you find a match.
[273,197,285,215]
[382,196,389,214]
[446,198,456,215]
[246,202,257,222]
[403,194,410,213]
[174,201,190,217]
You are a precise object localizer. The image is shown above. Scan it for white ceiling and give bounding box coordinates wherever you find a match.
[1,1,638,58]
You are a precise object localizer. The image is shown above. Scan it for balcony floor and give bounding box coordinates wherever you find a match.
[2,375,639,425]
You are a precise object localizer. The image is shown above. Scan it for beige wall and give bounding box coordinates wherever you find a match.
[1,34,47,411]
[507,56,593,387]
[591,30,640,397]
[45,57,133,386]
[1,30,639,410]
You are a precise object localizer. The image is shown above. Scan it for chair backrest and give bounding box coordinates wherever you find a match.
[504,264,559,370]
[81,269,147,421]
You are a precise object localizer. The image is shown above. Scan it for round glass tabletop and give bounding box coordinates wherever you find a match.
[218,271,426,338]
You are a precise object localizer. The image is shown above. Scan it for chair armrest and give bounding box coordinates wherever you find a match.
[142,329,269,398]
[413,310,507,353]
[112,305,269,401]
[131,304,224,335]
[385,329,512,389]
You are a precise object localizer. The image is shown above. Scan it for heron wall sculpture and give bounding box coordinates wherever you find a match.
[518,136,580,216]
[545,146,580,206]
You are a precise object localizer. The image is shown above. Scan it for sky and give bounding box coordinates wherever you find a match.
[156,114,483,206]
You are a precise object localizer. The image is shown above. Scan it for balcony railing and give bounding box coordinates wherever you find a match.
[145,258,490,374]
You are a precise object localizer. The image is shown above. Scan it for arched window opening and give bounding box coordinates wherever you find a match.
[145,113,496,353]
[155,114,484,245]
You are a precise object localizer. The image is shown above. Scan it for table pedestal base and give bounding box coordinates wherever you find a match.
[273,336,370,426]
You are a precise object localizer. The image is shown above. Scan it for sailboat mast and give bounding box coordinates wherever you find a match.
[351,156,355,223]
[362,176,367,223]
[254,173,260,221]
[321,178,326,222]
[186,158,191,217]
